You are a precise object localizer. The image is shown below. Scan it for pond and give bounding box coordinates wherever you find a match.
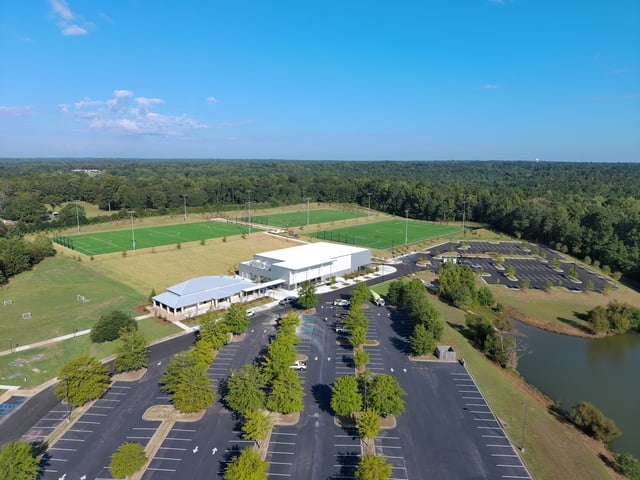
[513,319,640,457]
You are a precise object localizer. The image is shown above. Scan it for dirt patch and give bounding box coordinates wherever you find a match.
[112,368,147,382]
[142,404,205,422]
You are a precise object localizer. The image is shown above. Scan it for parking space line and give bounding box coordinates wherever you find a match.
[69,429,92,433]
[268,450,294,454]
[492,454,518,457]
[127,436,152,440]
[483,435,506,438]
[90,405,114,409]
[76,420,100,424]
[165,437,191,441]
[84,412,108,416]
[49,458,68,462]
[154,457,181,461]
[133,427,157,430]
[57,438,84,442]
[172,428,196,432]
[159,447,187,451]
[49,447,76,451]
[147,467,177,472]
[497,464,527,468]
[111,385,132,389]
[106,392,127,396]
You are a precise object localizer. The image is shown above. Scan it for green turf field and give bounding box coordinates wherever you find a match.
[309,219,459,249]
[236,208,367,228]
[54,220,251,255]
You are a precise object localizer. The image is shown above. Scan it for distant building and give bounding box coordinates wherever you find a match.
[239,241,371,290]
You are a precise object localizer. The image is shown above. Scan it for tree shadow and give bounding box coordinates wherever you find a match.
[220,444,242,475]
[547,401,573,427]
[389,336,412,355]
[35,440,51,478]
[557,316,593,334]
[311,383,333,414]
[341,353,355,368]
[327,450,360,480]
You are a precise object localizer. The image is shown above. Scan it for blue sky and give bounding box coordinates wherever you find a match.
[0,0,638,161]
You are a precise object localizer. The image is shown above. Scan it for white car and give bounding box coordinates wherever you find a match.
[247,310,256,317]
[333,299,350,307]
[290,360,307,371]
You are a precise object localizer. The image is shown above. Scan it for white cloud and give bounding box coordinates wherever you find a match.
[62,24,88,36]
[0,105,33,116]
[206,96,219,104]
[62,89,207,137]
[49,0,90,36]
[50,0,73,20]
[482,84,500,90]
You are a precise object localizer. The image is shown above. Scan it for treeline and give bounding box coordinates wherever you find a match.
[1,159,639,280]
[0,234,55,284]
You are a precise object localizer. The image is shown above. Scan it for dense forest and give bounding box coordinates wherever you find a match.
[1,159,639,281]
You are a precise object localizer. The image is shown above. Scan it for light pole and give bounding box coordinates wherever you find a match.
[462,199,467,236]
[182,193,188,221]
[305,197,311,225]
[75,200,80,233]
[247,190,252,235]
[367,192,371,218]
[521,402,529,452]
[405,209,409,245]
[128,210,136,252]
[72,323,77,339]
[9,337,13,354]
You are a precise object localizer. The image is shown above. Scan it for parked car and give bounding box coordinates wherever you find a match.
[333,299,350,307]
[334,324,348,334]
[247,310,256,317]
[290,360,307,371]
[279,296,297,306]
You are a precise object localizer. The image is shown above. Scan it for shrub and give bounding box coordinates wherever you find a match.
[572,401,620,446]
[110,442,147,478]
[90,310,137,343]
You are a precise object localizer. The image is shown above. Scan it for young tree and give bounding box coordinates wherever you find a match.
[224,303,251,334]
[331,375,362,418]
[477,286,494,307]
[114,329,148,372]
[90,310,137,343]
[160,351,199,394]
[506,265,516,279]
[172,363,216,413]
[297,280,318,308]
[355,454,392,480]
[266,368,304,414]
[262,335,297,382]
[225,364,266,416]
[350,325,367,349]
[368,374,405,417]
[615,453,640,480]
[351,281,371,306]
[357,408,381,444]
[0,441,39,480]
[55,355,110,407]
[109,442,147,478]
[199,315,231,350]
[224,448,268,480]
[409,324,435,356]
[242,410,273,448]
[354,349,370,369]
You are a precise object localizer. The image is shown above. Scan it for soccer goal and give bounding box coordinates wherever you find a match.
[76,294,90,303]
[22,312,32,320]
[3,299,12,306]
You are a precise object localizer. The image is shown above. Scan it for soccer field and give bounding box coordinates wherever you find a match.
[54,220,251,255]
[309,219,459,249]
[236,208,367,228]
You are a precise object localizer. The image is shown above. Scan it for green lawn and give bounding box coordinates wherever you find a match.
[0,256,145,347]
[54,220,252,256]
[309,219,459,249]
[236,208,367,228]
[0,318,182,388]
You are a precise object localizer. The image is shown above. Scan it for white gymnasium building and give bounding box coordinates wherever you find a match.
[239,241,371,290]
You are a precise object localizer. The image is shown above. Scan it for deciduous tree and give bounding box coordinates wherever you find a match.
[224,448,268,480]
[368,374,405,417]
[242,410,272,448]
[266,368,304,414]
[331,375,362,418]
[114,329,148,372]
[110,442,147,478]
[0,441,39,480]
[225,364,266,416]
[355,454,392,480]
[55,355,110,407]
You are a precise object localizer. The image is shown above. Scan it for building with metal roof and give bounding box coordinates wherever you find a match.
[151,275,279,319]
[239,241,371,290]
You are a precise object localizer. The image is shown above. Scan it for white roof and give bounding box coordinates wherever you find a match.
[153,275,255,309]
[259,242,369,271]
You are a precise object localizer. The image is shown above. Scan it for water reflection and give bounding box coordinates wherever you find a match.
[512,319,640,457]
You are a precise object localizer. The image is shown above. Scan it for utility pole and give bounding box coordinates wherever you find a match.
[367,192,371,218]
[521,402,529,452]
[305,197,311,225]
[128,210,136,252]
[182,193,188,221]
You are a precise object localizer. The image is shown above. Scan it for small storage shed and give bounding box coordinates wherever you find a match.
[436,345,457,362]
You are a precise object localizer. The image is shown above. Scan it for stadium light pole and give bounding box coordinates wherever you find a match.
[182,193,188,221]
[367,192,371,218]
[462,199,467,236]
[405,209,409,245]
[75,200,80,233]
[128,210,136,252]
[305,197,311,225]
[247,190,252,235]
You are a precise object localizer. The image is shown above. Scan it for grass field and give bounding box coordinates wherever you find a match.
[0,256,146,347]
[56,220,251,256]
[235,208,367,228]
[0,318,182,388]
[309,219,459,249]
